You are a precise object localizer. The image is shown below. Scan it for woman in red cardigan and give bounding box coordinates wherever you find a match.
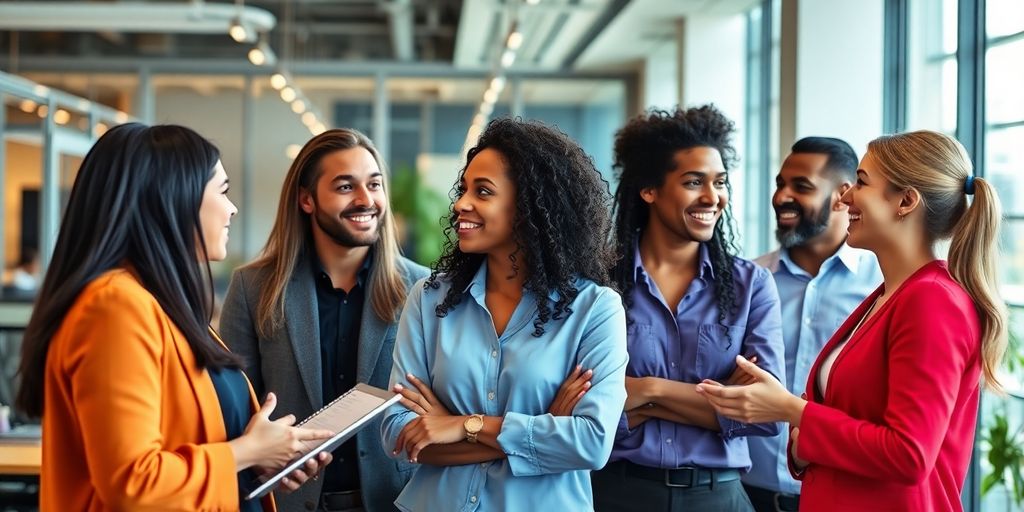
[697,130,1007,511]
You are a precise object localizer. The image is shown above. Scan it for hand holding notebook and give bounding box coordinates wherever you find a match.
[245,383,401,500]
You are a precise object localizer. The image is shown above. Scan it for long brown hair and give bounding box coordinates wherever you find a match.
[247,128,407,338]
[868,130,1008,392]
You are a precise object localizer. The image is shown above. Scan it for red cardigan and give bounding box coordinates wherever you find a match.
[790,261,981,511]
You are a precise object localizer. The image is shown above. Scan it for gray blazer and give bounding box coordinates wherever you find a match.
[220,254,429,512]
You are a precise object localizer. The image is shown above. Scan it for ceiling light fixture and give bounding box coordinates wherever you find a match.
[229,17,253,43]
[248,37,276,67]
[270,72,287,90]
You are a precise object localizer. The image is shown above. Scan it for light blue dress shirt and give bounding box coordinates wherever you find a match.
[743,244,882,494]
[381,261,629,512]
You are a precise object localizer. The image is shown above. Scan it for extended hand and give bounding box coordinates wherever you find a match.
[393,373,450,417]
[548,365,592,416]
[394,415,467,463]
[231,393,335,471]
[725,355,758,386]
[695,355,805,424]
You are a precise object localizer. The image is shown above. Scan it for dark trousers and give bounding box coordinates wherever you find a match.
[593,461,754,512]
[742,483,800,512]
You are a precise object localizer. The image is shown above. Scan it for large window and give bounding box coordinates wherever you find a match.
[985,0,1024,303]
[906,0,958,133]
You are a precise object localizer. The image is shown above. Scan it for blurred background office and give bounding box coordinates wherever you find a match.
[0,0,1021,511]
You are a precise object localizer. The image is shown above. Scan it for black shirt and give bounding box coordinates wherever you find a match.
[313,252,370,493]
[208,366,262,512]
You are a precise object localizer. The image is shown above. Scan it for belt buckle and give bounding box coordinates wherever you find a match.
[773,492,796,512]
[663,467,696,488]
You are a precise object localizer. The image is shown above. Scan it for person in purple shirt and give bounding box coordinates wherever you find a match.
[592,105,786,512]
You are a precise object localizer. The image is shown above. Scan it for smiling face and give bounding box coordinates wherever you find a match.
[300,146,387,248]
[198,160,237,261]
[773,152,840,248]
[641,146,728,244]
[841,151,905,251]
[452,148,518,257]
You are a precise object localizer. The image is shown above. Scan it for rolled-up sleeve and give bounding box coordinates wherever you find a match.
[497,289,628,475]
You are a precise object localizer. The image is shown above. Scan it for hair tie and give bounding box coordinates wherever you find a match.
[964,175,976,195]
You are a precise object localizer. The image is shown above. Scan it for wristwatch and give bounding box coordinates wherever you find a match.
[464,414,485,443]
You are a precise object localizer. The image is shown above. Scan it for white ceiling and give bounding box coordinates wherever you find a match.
[575,0,760,71]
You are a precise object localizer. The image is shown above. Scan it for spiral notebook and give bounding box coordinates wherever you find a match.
[245,383,401,500]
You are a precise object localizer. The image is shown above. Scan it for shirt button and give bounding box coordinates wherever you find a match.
[470,496,478,503]
[487,391,495,400]
[670,362,677,368]
[666,438,673,444]
[804,318,811,325]
[491,350,498,358]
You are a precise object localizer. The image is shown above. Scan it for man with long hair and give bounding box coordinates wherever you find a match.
[221,129,428,512]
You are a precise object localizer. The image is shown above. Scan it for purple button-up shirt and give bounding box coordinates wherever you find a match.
[609,243,785,471]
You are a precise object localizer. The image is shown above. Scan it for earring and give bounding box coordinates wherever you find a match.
[896,210,905,222]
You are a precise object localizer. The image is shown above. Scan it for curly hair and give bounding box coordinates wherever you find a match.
[610,105,741,324]
[427,117,617,336]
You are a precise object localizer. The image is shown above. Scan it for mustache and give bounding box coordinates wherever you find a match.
[775,203,803,215]
[341,206,379,216]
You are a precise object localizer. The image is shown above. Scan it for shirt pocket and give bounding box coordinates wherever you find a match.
[696,323,745,380]
[625,322,662,375]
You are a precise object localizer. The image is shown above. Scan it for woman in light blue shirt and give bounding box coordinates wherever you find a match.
[381,118,629,512]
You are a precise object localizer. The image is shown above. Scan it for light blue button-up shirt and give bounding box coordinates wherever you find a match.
[381,261,628,512]
[743,244,882,494]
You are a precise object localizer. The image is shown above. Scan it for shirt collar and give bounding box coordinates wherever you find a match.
[312,248,373,288]
[834,242,863,274]
[778,242,862,277]
[633,239,715,282]
[462,259,562,303]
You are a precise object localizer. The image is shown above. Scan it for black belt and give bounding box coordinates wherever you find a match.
[615,460,741,489]
[320,490,362,511]
[743,484,800,512]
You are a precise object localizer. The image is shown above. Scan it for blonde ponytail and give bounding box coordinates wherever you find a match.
[947,176,1008,392]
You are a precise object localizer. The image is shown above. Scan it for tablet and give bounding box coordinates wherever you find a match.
[245,382,401,500]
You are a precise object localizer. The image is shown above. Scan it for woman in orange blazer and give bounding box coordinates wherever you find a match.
[696,130,1007,511]
[16,124,334,511]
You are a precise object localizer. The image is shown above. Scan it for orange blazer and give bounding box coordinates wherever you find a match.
[790,261,981,511]
[41,269,274,511]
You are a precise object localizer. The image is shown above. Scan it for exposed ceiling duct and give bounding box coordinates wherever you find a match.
[0,1,276,35]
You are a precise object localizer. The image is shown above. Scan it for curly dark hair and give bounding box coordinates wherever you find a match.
[427,117,617,336]
[610,105,741,324]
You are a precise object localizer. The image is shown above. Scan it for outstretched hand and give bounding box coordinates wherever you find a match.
[695,355,805,425]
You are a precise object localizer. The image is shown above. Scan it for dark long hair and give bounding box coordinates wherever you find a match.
[611,105,741,324]
[427,117,616,336]
[16,123,239,418]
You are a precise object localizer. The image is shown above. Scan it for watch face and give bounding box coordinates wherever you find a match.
[466,415,484,432]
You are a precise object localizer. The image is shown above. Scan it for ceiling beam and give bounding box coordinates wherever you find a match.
[0,56,633,80]
[0,2,275,35]
[383,0,416,61]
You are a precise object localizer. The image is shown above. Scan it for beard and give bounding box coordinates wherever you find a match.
[775,195,831,249]
[313,203,382,248]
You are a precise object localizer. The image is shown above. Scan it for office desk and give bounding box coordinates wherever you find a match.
[0,442,40,475]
